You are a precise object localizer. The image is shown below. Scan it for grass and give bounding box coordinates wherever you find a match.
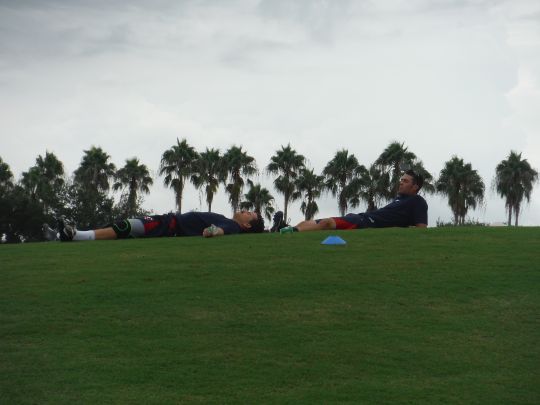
[1,227,539,404]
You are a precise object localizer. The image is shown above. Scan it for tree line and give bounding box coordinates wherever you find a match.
[0,140,537,242]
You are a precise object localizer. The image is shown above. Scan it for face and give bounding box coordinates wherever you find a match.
[233,210,259,229]
[398,174,419,195]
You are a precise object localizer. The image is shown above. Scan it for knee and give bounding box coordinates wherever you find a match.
[112,219,132,238]
[110,219,145,238]
[318,218,336,229]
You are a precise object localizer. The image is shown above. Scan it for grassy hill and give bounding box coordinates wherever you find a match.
[1,227,539,404]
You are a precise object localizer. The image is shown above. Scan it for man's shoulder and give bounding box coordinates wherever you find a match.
[411,194,428,208]
[395,194,427,204]
[416,194,428,203]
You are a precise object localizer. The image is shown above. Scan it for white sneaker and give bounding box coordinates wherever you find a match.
[58,219,76,242]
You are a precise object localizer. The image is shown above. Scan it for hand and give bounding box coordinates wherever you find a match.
[203,224,218,238]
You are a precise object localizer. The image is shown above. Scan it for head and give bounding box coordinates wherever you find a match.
[398,170,424,196]
[232,210,265,233]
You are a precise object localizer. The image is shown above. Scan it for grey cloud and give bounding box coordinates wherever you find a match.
[0,1,175,67]
[390,0,504,13]
[0,0,178,11]
[256,0,358,43]
[513,9,540,22]
[219,37,294,68]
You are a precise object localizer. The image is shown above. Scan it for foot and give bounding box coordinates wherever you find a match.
[271,211,285,232]
[42,223,58,241]
[58,218,76,242]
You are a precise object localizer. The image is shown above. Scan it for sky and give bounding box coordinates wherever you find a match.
[1,0,539,227]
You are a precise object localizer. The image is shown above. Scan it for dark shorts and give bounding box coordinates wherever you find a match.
[136,213,177,237]
[331,213,376,230]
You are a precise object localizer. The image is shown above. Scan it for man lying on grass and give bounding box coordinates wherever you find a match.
[43,211,265,242]
[281,170,428,233]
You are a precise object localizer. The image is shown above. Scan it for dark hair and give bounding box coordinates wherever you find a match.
[405,169,424,190]
[244,213,265,233]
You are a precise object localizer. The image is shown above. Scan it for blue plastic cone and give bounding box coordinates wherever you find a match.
[321,236,347,245]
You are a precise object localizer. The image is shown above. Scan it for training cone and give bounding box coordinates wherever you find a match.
[321,236,347,245]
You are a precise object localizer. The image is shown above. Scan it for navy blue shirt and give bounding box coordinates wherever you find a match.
[174,212,241,236]
[366,194,428,227]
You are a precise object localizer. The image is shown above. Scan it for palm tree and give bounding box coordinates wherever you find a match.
[159,138,199,213]
[74,146,116,194]
[358,164,391,212]
[323,149,366,216]
[495,151,538,226]
[113,158,153,217]
[266,145,305,223]
[192,148,225,212]
[296,168,325,220]
[375,141,417,195]
[436,156,485,225]
[240,180,275,221]
[73,146,117,228]
[222,146,257,214]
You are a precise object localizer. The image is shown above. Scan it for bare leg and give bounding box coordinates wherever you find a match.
[94,227,118,240]
[295,218,336,232]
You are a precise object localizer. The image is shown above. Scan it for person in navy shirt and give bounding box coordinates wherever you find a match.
[47,210,265,242]
[282,170,428,233]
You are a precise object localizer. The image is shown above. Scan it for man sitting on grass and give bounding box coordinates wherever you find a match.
[281,170,428,233]
[44,211,265,242]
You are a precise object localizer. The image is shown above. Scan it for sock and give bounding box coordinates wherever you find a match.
[73,230,96,241]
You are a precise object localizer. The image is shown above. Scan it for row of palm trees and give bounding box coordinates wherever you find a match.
[149,139,539,226]
[1,140,538,234]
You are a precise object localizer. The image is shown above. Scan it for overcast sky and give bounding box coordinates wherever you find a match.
[1,0,539,226]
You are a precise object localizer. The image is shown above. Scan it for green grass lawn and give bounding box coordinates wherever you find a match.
[1,227,539,404]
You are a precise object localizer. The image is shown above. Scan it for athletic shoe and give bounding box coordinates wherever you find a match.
[42,223,58,241]
[57,218,76,242]
[271,211,285,232]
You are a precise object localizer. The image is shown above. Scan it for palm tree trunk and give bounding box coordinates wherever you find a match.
[176,189,182,213]
[128,182,137,217]
[306,199,315,220]
[514,206,519,226]
[206,187,212,212]
[507,206,512,227]
[283,192,289,224]
[339,193,346,217]
[128,193,137,217]
[176,180,185,213]
[367,198,376,212]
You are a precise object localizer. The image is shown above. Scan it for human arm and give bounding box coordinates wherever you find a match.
[203,224,225,238]
[294,218,336,232]
[411,196,428,228]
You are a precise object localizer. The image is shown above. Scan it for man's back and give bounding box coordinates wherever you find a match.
[365,194,428,227]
